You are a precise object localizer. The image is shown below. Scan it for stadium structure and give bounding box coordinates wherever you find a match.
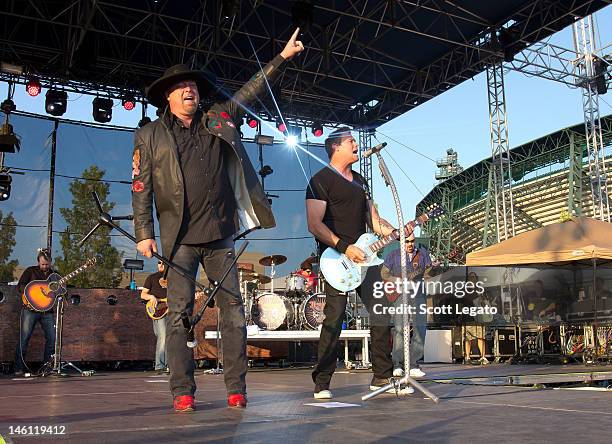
[418,114,612,264]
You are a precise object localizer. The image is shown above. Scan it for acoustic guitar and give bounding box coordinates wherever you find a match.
[22,257,97,312]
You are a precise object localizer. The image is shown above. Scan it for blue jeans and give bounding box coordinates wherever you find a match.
[15,308,56,372]
[392,294,426,368]
[152,317,167,370]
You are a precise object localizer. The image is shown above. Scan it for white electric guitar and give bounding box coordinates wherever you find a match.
[320,205,445,292]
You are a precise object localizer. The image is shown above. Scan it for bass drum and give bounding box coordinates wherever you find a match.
[251,292,294,330]
[300,293,327,330]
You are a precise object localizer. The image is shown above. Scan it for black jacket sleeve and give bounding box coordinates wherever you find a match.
[17,267,34,294]
[131,129,155,243]
[226,54,286,122]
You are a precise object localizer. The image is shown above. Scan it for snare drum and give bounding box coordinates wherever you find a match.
[300,293,327,330]
[251,292,294,330]
[285,273,306,292]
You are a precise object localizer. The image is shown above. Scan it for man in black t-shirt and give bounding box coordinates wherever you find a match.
[306,127,407,399]
[141,261,169,374]
[14,249,56,376]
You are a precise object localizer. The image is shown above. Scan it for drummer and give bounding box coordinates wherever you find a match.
[296,260,317,293]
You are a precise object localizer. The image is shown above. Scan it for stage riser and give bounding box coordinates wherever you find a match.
[0,285,286,363]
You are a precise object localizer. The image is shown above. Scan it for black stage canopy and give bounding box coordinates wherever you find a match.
[0,0,609,127]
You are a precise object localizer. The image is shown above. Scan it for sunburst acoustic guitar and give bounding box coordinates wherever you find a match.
[22,257,97,312]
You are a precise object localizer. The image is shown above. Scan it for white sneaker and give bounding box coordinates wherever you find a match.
[398,385,415,395]
[314,390,333,399]
[409,368,426,378]
[393,368,404,377]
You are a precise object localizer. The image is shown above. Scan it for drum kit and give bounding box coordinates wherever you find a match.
[239,254,367,331]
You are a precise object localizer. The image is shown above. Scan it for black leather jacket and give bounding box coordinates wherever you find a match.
[131,55,285,258]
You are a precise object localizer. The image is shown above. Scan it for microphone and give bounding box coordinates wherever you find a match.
[181,312,198,348]
[361,142,387,158]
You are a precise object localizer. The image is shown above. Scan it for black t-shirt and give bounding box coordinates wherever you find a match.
[143,271,167,300]
[169,111,238,244]
[17,265,54,294]
[305,166,370,251]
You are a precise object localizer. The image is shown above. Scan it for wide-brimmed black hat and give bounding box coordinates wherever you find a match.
[146,64,217,108]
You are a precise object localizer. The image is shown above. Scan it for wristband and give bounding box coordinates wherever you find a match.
[335,239,350,254]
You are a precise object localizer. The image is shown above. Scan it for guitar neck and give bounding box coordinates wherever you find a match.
[57,261,94,286]
[368,220,419,255]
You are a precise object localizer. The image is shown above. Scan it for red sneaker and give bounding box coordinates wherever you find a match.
[227,393,247,408]
[173,395,195,413]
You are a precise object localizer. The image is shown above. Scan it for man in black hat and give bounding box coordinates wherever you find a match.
[132,28,303,413]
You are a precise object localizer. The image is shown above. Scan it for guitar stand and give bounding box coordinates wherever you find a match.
[42,296,94,378]
[80,192,249,349]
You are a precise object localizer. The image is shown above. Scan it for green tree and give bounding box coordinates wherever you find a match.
[0,210,18,282]
[55,165,122,288]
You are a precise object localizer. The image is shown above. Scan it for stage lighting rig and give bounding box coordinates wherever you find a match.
[26,77,41,97]
[311,123,323,137]
[45,89,67,116]
[0,172,12,201]
[92,97,113,123]
[276,119,287,133]
[246,116,258,128]
[0,123,20,153]
[122,95,136,111]
[259,165,273,178]
[285,135,298,147]
[1,99,15,114]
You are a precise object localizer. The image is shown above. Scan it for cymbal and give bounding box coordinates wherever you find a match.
[258,255,287,266]
[242,273,271,284]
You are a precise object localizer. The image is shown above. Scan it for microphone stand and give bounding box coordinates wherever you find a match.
[361,152,438,403]
[79,192,249,347]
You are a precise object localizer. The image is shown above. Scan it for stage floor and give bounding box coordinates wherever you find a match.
[0,364,611,443]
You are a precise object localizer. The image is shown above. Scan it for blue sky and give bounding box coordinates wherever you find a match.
[2,6,611,269]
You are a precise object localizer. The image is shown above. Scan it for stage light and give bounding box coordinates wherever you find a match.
[107,294,118,305]
[138,116,151,128]
[247,116,258,128]
[276,120,287,133]
[25,78,41,97]
[92,97,113,123]
[311,123,323,137]
[0,173,12,201]
[0,123,21,153]
[286,135,298,147]
[45,89,67,116]
[122,95,136,111]
[221,0,238,20]
[259,165,273,178]
[1,99,15,114]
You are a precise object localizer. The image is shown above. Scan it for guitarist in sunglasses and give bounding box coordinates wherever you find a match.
[141,261,169,374]
[14,248,56,376]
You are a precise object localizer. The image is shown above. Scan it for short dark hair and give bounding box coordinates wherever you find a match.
[324,126,352,159]
[37,248,51,261]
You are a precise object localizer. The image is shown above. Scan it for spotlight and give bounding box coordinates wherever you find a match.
[221,0,238,20]
[26,77,41,97]
[138,116,151,128]
[69,294,81,306]
[0,173,12,201]
[247,116,258,128]
[106,294,118,305]
[122,95,136,111]
[0,123,21,153]
[259,165,273,178]
[286,135,298,147]
[92,97,113,123]
[311,123,323,137]
[45,90,67,116]
[276,120,287,133]
[1,99,15,114]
